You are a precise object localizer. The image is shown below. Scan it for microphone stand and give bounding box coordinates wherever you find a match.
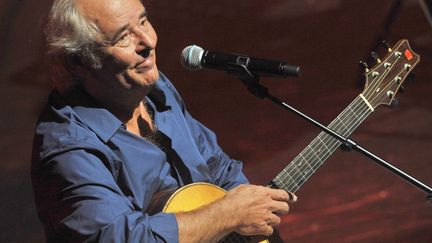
[226,64,432,204]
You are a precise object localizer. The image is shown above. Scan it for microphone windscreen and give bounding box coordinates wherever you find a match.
[180,45,204,71]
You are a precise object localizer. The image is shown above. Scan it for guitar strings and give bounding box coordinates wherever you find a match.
[277,72,393,192]
[279,99,368,191]
[224,82,373,243]
[275,75,374,190]
[229,68,408,243]
[277,94,371,190]
[275,96,371,192]
[225,44,410,243]
[276,64,408,193]
[276,45,407,190]
[283,66,406,192]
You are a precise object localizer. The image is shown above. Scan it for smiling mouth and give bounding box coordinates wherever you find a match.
[134,52,154,70]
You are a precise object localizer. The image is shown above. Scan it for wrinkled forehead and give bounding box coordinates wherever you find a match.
[75,0,146,37]
[77,0,144,23]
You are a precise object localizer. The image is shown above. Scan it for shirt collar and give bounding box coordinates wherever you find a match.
[74,106,123,143]
[50,78,171,143]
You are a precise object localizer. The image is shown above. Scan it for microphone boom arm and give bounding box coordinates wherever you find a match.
[232,64,432,204]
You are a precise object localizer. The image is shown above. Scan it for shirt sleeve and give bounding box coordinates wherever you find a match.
[32,148,179,243]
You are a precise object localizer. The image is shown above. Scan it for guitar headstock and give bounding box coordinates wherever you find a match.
[361,39,420,110]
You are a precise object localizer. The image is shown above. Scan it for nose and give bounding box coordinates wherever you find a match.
[134,27,156,53]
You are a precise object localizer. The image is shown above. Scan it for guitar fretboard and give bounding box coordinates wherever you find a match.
[223,39,419,243]
[271,95,373,192]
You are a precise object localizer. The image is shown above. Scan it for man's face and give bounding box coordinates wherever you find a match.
[77,0,159,96]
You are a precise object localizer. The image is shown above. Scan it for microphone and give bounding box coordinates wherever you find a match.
[180,45,301,78]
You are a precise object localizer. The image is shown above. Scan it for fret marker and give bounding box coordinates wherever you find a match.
[360,94,375,111]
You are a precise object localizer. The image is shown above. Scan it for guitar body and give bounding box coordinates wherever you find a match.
[162,182,269,243]
[163,182,226,213]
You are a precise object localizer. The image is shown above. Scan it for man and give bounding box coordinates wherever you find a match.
[31,0,297,242]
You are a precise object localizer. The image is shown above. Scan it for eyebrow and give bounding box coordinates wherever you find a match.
[110,10,148,43]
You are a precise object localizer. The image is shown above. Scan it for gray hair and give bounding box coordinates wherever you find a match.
[46,0,103,70]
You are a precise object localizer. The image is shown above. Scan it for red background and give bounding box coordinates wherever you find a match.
[0,0,431,242]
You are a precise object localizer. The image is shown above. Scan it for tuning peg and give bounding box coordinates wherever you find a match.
[382,40,392,52]
[359,61,370,72]
[371,51,382,63]
[390,98,399,108]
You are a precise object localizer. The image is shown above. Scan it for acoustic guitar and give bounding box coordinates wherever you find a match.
[152,39,420,242]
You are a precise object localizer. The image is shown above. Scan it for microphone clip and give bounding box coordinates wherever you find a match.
[225,61,268,99]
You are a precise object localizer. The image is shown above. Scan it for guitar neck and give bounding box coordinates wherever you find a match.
[228,39,418,243]
[270,95,373,192]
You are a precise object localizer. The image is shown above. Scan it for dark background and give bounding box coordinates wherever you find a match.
[1,0,431,242]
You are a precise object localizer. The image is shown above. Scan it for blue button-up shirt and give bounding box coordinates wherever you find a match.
[31,73,248,242]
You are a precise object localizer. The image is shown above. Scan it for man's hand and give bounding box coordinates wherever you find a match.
[223,184,297,237]
[176,184,297,242]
